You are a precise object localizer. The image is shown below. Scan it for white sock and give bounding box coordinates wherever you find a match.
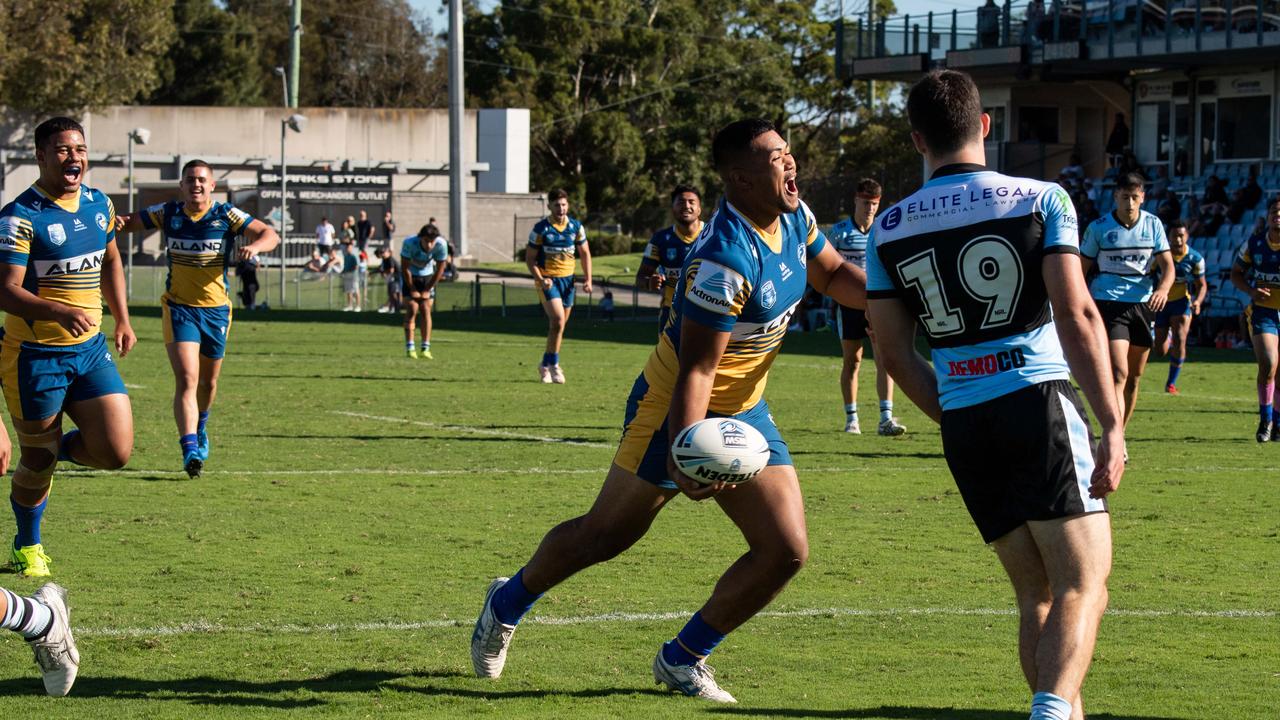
[0,588,53,639]
[1030,691,1072,720]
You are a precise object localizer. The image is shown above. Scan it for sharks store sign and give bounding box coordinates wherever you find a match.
[249,170,392,238]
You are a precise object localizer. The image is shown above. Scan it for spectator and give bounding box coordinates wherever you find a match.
[1117,150,1142,177]
[357,247,370,310]
[302,249,328,275]
[1190,176,1229,237]
[600,291,615,321]
[378,246,402,314]
[1149,166,1169,202]
[356,210,374,251]
[977,0,1001,48]
[1157,192,1182,227]
[316,216,335,255]
[1060,151,1085,188]
[1226,188,1249,225]
[382,211,396,244]
[341,215,357,247]
[1242,170,1263,209]
[325,246,343,274]
[236,254,262,310]
[340,238,361,311]
[1106,113,1129,167]
[1022,0,1046,44]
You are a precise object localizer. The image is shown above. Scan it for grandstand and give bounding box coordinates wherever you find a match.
[838,0,1280,336]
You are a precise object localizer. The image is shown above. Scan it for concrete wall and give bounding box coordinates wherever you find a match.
[391,191,546,262]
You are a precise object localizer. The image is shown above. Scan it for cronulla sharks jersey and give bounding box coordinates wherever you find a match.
[641,199,827,415]
[827,217,871,269]
[141,201,254,307]
[867,165,1077,411]
[0,184,117,346]
[1080,210,1169,303]
[401,235,448,277]
[1236,231,1280,310]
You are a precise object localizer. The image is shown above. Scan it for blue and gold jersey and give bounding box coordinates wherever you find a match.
[528,217,586,278]
[1167,247,1205,302]
[1235,231,1280,310]
[141,201,253,307]
[642,223,701,307]
[401,236,448,277]
[1080,210,1169,303]
[639,199,826,415]
[0,184,116,347]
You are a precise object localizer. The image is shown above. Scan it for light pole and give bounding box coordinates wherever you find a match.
[126,127,150,299]
[279,113,306,307]
[273,66,289,107]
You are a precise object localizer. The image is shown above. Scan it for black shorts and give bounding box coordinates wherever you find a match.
[1096,300,1154,348]
[835,304,869,341]
[940,379,1108,544]
[406,276,436,299]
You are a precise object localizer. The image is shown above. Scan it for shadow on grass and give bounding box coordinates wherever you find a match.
[709,707,1190,720]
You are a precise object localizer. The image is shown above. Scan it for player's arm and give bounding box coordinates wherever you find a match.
[0,263,92,335]
[667,318,733,501]
[1230,256,1267,303]
[636,239,662,290]
[238,219,281,260]
[577,237,592,294]
[0,414,10,475]
[100,235,137,357]
[1148,250,1174,312]
[867,298,941,423]
[807,242,866,310]
[1044,251,1123,498]
[114,214,146,234]
[1191,272,1207,314]
[524,246,548,289]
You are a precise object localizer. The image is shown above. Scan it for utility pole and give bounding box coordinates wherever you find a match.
[289,0,302,108]
[449,0,467,257]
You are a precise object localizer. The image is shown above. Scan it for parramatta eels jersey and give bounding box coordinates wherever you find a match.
[640,199,827,415]
[141,201,254,307]
[1167,247,1205,302]
[1080,210,1169,303]
[0,184,117,346]
[401,235,448,277]
[867,165,1077,411]
[1235,231,1280,310]
[643,223,700,307]
[528,217,586,278]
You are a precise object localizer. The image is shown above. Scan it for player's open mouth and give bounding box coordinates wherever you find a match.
[784,177,798,196]
[62,165,82,182]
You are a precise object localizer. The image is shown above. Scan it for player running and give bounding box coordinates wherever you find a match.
[1154,220,1205,395]
[1080,172,1174,447]
[117,159,279,478]
[867,71,1123,720]
[1229,196,1280,442]
[471,119,867,703]
[401,224,448,359]
[0,117,136,577]
[527,189,592,383]
[636,186,703,329]
[827,178,905,436]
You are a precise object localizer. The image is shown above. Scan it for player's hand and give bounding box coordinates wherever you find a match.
[666,454,732,501]
[1191,301,1201,316]
[237,245,260,261]
[541,277,552,290]
[1089,428,1125,499]
[55,306,97,338]
[114,214,130,233]
[1251,287,1272,303]
[582,279,592,294]
[647,274,663,291]
[1147,290,1169,313]
[114,321,137,358]
[0,421,11,475]
[410,291,423,301]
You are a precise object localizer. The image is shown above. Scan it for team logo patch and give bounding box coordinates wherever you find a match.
[718,420,748,448]
[171,216,183,230]
[882,207,902,230]
[47,223,67,246]
[760,280,777,310]
[686,260,745,315]
[666,248,677,262]
[95,213,108,231]
[796,242,806,269]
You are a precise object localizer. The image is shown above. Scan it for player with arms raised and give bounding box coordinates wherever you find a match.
[118,160,279,478]
[1153,220,1205,395]
[0,117,136,577]
[867,71,1124,720]
[471,119,867,702]
[1230,196,1280,441]
[527,189,592,383]
[636,186,703,329]
[400,224,449,359]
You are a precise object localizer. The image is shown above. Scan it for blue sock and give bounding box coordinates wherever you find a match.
[1166,357,1183,387]
[541,352,559,367]
[1030,691,1073,720]
[421,341,430,352]
[490,568,542,625]
[879,400,893,423]
[1262,404,1273,425]
[12,496,47,548]
[180,433,199,456]
[406,340,414,350]
[661,611,726,666]
[57,430,81,464]
[197,411,210,436]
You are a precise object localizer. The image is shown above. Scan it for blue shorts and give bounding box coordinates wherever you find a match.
[0,332,127,422]
[164,302,232,359]
[1250,305,1280,336]
[541,276,576,308]
[613,372,791,489]
[1154,298,1192,329]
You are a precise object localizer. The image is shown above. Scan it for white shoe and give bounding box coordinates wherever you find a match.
[550,364,566,384]
[471,577,517,678]
[877,417,906,436]
[28,583,79,697]
[652,650,737,703]
[843,418,861,434]
[538,366,553,384]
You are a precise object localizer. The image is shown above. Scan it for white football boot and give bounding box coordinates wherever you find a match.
[538,366,553,384]
[877,417,906,436]
[652,649,737,703]
[550,365,566,384]
[843,417,861,434]
[28,583,79,697]
[471,577,517,678]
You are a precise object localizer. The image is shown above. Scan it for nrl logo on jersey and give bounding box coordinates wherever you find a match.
[170,216,183,231]
[760,280,778,309]
[47,223,67,246]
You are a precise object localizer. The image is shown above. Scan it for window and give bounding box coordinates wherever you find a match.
[1017,106,1059,143]
[985,106,1006,142]
[1216,95,1271,160]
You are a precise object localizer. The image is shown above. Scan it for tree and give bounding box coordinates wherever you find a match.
[151,0,267,106]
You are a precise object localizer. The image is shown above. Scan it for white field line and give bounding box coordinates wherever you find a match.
[123,383,146,389]
[333,410,614,449]
[76,605,1277,639]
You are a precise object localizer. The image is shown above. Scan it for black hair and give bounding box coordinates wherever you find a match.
[419,224,440,239]
[855,178,882,197]
[1115,172,1146,192]
[906,71,984,155]
[670,185,700,204]
[181,159,213,177]
[712,119,777,171]
[34,116,85,150]
[547,188,569,203]
[1167,219,1187,233]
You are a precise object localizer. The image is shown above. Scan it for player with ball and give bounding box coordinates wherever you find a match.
[471,119,867,702]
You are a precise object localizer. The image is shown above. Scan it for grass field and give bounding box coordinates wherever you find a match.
[0,303,1275,718]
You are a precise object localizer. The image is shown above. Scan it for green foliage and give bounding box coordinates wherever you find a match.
[151,0,266,106]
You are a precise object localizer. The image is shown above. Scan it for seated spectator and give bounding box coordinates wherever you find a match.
[1149,166,1169,201]
[1157,192,1182,227]
[1189,175,1229,237]
[1060,152,1085,186]
[302,249,328,274]
[1242,170,1263,209]
[1226,188,1249,225]
[325,246,343,273]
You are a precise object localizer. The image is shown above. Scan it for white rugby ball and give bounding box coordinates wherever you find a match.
[671,418,769,486]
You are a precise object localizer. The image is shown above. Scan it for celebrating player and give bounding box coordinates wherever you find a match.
[867,71,1123,720]
[471,119,867,702]
[1154,220,1205,395]
[636,186,703,329]
[118,159,279,478]
[0,117,136,577]
[1080,172,1174,445]
[527,189,592,383]
[1229,196,1280,442]
[401,224,449,359]
[827,178,905,436]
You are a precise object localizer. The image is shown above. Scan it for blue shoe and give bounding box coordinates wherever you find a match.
[183,449,204,479]
[196,430,210,461]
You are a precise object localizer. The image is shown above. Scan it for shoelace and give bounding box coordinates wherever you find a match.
[480,616,514,652]
[32,638,72,670]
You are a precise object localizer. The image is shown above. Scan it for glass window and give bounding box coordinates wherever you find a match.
[985,106,1006,142]
[1216,95,1271,160]
[1017,106,1059,143]
[1135,102,1170,164]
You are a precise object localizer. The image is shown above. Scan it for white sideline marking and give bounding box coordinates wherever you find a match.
[333,410,614,449]
[76,605,1277,639]
[123,384,146,389]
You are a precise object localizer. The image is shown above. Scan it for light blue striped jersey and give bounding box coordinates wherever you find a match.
[1080,210,1169,303]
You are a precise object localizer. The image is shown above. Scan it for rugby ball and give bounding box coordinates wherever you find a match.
[671,418,769,486]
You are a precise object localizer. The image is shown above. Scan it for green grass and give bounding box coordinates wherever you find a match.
[0,308,1275,718]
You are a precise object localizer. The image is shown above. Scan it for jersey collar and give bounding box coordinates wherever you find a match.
[31,183,81,213]
[928,163,989,182]
[1110,210,1141,231]
[673,221,702,243]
